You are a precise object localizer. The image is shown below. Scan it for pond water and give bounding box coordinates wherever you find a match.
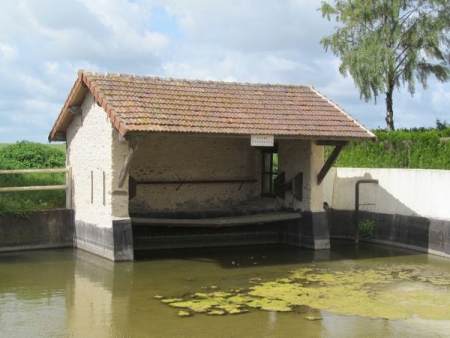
[1,241,450,338]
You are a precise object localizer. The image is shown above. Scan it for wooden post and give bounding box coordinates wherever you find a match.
[118,136,139,188]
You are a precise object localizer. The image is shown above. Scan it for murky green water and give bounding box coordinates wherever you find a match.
[1,241,450,338]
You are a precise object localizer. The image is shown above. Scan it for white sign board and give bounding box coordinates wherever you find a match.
[251,135,274,147]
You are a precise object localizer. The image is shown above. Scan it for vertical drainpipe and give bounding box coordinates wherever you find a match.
[355,179,379,243]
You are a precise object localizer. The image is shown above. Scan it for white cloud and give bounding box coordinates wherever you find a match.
[0,0,449,142]
[0,43,18,60]
[9,0,169,64]
[162,0,330,55]
[24,99,49,112]
[432,84,450,113]
[44,62,59,74]
[19,74,56,98]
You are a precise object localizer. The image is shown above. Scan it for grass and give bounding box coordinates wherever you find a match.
[0,142,67,215]
[0,174,66,216]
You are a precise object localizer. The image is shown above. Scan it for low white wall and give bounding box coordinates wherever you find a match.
[324,168,450,221]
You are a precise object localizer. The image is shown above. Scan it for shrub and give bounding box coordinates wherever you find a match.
[359,219,376,238]
[327,128,450,169]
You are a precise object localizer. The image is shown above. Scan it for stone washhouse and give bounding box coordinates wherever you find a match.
[49,70,375,261]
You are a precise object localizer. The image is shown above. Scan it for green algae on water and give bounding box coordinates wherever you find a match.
[159,265,450,319]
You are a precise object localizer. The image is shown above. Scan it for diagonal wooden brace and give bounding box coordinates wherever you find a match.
[118,136,140,188]
[317,141,347,185]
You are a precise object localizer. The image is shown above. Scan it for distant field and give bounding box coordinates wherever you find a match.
[0,143,66,153]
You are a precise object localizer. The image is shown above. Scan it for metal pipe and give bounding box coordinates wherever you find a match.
[355,179,379,243]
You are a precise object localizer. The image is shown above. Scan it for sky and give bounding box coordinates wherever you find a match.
[1,0,449,143]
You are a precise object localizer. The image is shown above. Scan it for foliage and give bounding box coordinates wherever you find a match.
[327,128,450,169]
[0,141,65,169]
[320,0,450,130]
[0,141,66,215]
[359,219,376,238]
[436,118,450,131]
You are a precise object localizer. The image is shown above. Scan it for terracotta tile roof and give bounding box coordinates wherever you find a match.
[49,70,375,141]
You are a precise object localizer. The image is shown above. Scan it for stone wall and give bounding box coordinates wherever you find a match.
[130,137,325,215]
[66,92,132,261]
[278,140,329,250]
[129,134,261,213]
[278,140,324,212]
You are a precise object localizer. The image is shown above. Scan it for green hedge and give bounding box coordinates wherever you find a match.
[329,128,450,169]
[0,141,66,215]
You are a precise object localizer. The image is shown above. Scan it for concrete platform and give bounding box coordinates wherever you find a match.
[131,211,301,228]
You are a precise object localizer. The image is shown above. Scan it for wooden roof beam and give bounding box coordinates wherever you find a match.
[317,142,348,185]
[316,140,349,146]
[118,136,140,188]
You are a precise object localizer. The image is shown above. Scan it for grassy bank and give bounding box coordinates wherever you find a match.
[0,142,66,215]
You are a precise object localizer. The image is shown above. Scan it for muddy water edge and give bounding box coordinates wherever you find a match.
[1,241,450,338]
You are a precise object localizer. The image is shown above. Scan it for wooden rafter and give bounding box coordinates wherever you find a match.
[68,106,82,115]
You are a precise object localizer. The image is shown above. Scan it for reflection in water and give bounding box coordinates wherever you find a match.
[0,241,450,337]
[70,274,113,336]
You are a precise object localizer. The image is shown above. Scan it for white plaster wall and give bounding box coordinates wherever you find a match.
[324,168,450,221]
[66,93,130,227]
[278,140,324,212]
[129,134,260,212]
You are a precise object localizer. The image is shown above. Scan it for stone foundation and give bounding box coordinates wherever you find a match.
[281,211,330,250]
[74,219,134,261]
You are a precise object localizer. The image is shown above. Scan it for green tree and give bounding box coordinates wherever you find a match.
[320,0,450,130]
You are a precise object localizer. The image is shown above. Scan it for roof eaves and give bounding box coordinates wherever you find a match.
[309,86,376,141]
[49,70,130,141]
[82,72,130,137]
[48,70,85,142]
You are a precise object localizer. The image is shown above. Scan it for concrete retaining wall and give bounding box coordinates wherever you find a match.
[0,209,74,252]
[324,168,450,258]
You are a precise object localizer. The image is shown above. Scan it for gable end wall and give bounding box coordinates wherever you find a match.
[66,92,132,260]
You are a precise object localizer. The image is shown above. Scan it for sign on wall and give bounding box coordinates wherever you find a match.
[251,135,274,147]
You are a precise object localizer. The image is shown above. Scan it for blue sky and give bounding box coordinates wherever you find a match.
[1,0,449,143]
